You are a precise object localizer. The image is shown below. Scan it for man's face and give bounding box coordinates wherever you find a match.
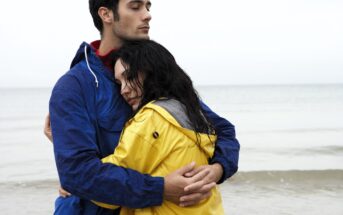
[112,0,152,40]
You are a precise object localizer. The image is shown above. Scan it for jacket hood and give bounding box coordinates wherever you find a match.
[69,42,114,88]
[143,102,216,158]
[70,42,91,68]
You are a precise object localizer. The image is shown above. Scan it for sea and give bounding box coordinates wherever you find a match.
[0,84,342,214]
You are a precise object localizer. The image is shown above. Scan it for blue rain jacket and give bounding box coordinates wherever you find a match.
[49,42,240,214]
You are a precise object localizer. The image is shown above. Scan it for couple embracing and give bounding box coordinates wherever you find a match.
[46,0,239,214]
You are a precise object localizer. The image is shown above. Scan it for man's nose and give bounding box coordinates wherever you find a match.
[142,9,152,22]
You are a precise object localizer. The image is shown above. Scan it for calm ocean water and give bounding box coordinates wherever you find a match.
[1,84,342,214]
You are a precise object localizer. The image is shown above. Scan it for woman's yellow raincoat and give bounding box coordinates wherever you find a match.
[94,101,224,215]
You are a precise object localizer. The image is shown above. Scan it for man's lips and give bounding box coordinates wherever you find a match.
[138,25,150,31]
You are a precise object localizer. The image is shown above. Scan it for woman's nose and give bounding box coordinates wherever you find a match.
[120,83,129,95]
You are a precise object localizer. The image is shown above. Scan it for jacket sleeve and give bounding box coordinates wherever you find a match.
[200,101,240,183]
[49,74,163,208]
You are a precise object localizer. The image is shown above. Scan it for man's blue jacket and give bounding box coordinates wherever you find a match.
[49,42,240,213]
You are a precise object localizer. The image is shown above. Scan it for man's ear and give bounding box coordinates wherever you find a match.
[98,7,114,24]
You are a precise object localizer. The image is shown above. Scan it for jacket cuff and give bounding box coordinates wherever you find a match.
[144,176,164,206]
[209,157,235,184]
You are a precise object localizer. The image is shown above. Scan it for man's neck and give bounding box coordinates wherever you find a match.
[98,34,123,56]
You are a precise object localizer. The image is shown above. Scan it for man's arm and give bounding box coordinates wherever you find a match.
[92,108,216,209]
[50,75,163,208]
[200,101,240,183]
[49,75,213,208]
[176,101,239,207]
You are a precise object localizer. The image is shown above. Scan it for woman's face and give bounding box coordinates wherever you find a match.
[114,59,143,111]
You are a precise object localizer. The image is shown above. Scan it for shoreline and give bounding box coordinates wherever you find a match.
[1,172,342,214]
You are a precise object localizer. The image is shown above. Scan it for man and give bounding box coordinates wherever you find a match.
[47,0,239,214]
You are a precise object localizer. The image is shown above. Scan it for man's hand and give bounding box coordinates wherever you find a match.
[184,163,223,187]
[164,162,221,207]
[180,163,223,206]
[44,113,53,143]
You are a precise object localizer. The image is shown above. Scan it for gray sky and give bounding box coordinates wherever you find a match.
[0,0,342,88]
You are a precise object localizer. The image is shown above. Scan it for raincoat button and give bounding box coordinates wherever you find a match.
[152,131,159,139]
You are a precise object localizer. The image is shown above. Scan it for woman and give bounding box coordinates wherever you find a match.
[93,40,224,215]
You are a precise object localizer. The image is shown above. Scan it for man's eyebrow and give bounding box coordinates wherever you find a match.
[128,0,143,4]
[128,0,151,6]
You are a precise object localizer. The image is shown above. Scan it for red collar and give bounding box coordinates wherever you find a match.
[90,40,116,71]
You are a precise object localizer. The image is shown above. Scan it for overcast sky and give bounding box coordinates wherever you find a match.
[0,0,342,88]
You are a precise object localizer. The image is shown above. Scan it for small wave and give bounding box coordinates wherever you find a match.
[229,169,343,184]
[243,145,343,158]
[0,179,59,188]
[0,125,43,132]
[244,145,343,156]
[2,170,342,188]
[294,146,343,155]
[241,127,343,134]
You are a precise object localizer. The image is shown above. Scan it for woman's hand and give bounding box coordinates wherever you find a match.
[59,186,71,198]
[44,113,53,143]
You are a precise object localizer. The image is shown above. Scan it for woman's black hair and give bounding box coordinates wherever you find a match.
[113,39,216,137]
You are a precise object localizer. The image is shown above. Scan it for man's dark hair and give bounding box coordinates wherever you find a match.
[89,0,119,33]
[113,40,216,138]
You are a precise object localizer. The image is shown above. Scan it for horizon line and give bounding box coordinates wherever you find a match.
[1,82,343,90]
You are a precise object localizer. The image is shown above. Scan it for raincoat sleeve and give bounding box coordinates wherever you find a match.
[49,75,163,208]
[200,101,240,183]
[93,108,170,209]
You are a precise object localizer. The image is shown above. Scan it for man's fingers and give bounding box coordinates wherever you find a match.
[184,170,197,178]
[176,161,196,175]
[184,169,210,191]
[179,193,202,206]
[185,181,216,193]
[199,182,216,193]
[179,191,212,207]
[184,169,211,192]
[184,166,205,177]
[183,179,205,193]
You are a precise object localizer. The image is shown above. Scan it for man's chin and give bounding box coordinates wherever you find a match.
[128,34,150,40]
[138,35,150,40]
